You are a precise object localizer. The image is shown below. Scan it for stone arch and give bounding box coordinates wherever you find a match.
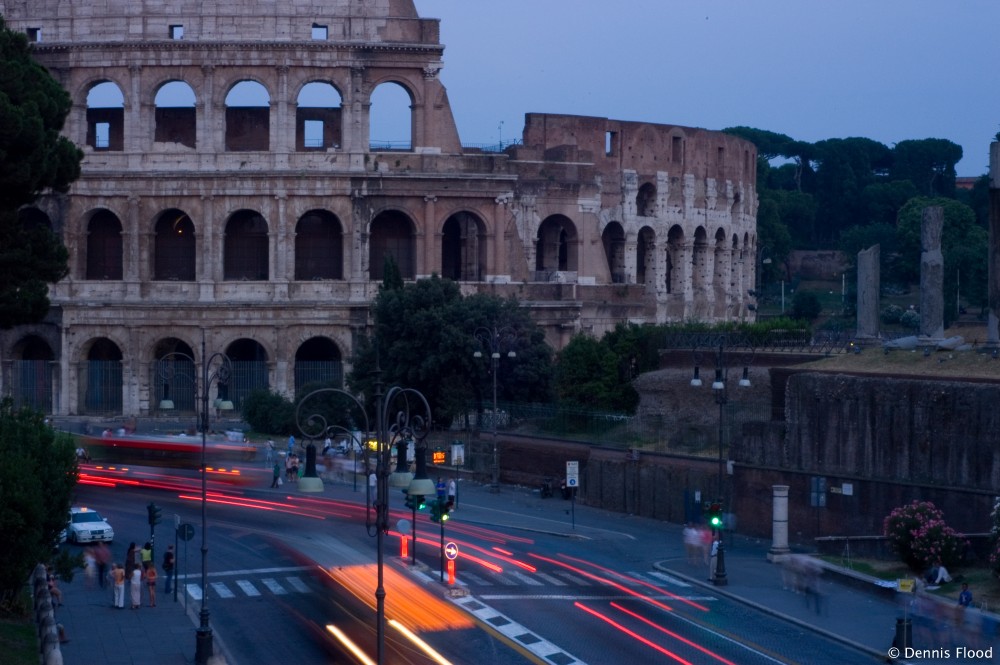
[692,226,709,295]
[154,80,197,148]
[666,225,685,294]
[151,337,197,413]
[86,81,125,151]
[225,80,271,151]
[295,210,344,280]
[81,337,123,414]
[637,226,656,286]
[368,210,416,280]
[441,211,486,282]
[636,182,657,217]
[223,210,269,281]
[9,334,55,412]
[296,81,342,151]
[535,215,578,274]
[601,222,626,283]
[224,338,270,410]
[294,336,344,393]
[153,209,196,281]
[369,81,413,151]
[86,209,124,280]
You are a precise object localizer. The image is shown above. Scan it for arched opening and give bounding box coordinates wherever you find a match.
[223,210,269,281]
[601,222,626,283]
[86,81,125,151]
[10,335,54,413]
[294,337,343,394]
[692,226,708,296]
[151,338,196,413]
[295,210,343,280]
[637,182,657,217]
[637,226,655,286]
[369,82,412,151]
[666,225,685,294]
[441,212,486,282]
[153,209,196,281]
[296,82,342,151]
[535,215,578,278]
[224,339,269,411]
[18,207,53,231]
[86,210,123,280]
[83,338,123,414]
[225,81,270,151]
[368,211,415,280]
[713,228,729,312]
[154,81,197,148]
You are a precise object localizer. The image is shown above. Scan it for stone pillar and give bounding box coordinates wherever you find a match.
[920,206,944,339]
[767,485,791,562]
[988,142,1000,346]
[856,244,880,339]
[420,195,437,278]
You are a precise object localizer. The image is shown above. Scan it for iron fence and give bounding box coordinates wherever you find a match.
[78,360,123,414]
[294,361,343,394]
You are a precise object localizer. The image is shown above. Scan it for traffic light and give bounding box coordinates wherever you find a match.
[708,502,723,530]
[404,491,425,511]
[430,498,451,523]
[147,502,162,526]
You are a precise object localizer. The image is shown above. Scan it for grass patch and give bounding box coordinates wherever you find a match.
[0,618,36,665]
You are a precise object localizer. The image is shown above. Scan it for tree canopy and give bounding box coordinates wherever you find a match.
[0,399,77,608]
[0,17,82,329]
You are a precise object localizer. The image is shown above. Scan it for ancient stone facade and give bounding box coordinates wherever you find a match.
[0,0,758,417]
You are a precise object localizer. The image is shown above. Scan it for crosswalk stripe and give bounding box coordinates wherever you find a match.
[285,576,309,593]
[235,580,260,597]
[535,572,567,586]
[261,578,287,595]
[647,571,692,587]
[186,584,202,601]
[461,572,492,586]
[553,571,589,585]
[509,571,543,586]
[211,582,235,599]
[490,572,518,586]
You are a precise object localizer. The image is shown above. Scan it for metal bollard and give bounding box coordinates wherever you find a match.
[894,617,912,650]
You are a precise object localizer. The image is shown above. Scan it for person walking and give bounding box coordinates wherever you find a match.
[112,563,126,609]
[271,461,282,488]
[95,542,110,589]
[145,564,158,606]
[162,545,175,595]
[125,542,137,582]
[130,565,143,609]
[140,542,153,570]
[447,478,457,509]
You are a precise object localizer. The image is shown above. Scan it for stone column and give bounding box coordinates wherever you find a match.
[492,195,512,282]
[920,206,944,339]
[767,485,791,562]
[125,196,141,300]
[988,142,1000,345]
[420,195,437,278]
[856,244,880,339]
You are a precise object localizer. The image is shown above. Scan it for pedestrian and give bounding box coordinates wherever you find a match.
[125,542,137,581]
[162,545,175,595]
[682,524,699,565]
[83,546,97,587]
[447,478,457,509]
[368,471,377,505]
[145,563,158,606]
[140,541,153,570]
[95,542,110,589]
[265,439,275,466]
[271,461,282,488]
[436,477,446,501]
[46,567,63,606]
[958,582,972,607]
[112,563,126,608]
[285,450,294,482]
[287,434,295,455]
[709,535,719,581]
[130,564,142,609]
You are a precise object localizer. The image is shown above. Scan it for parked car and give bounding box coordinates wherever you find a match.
[63,507,114,544]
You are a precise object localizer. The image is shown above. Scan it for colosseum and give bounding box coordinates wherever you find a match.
[0,0,758,418]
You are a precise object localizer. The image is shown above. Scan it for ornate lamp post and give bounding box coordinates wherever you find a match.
[294,376,431,664]
[157,333,233,665]
[690,334,752,587]
[473,326,516,492]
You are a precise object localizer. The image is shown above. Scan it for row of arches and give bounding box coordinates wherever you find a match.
[27,206,585,284]
[2,334,345,416]
[85,77,414,152]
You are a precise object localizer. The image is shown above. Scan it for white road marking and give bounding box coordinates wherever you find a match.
[235,580,260,597]
[211,582,235,598]
[261,578,287,595]
[285,576,309,593]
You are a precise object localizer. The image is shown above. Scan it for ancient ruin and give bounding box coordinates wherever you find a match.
[0,0,758,417]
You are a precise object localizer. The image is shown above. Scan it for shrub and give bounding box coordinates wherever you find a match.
[240,389,295,436]
[791,291,822,321]
[883,500,965,571]
[900,309,920,330]
[881,304,904,324]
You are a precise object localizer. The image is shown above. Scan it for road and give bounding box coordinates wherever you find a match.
[70,462,882,664]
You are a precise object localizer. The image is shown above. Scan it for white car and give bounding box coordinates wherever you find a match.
[64,507,114,544]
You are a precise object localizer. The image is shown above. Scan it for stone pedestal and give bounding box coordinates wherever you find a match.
[767,484,791,562]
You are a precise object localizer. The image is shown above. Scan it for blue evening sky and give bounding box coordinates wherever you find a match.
[414,1,1000,176]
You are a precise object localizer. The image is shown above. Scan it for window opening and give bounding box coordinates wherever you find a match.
[312,24,328,40]
[154,81,197,148]
[225,81,271,151]
[169,25,184,39]
[27,28,41,42]
[296,82,342,151]
[87,82,125,151]
[605,131,616,157]
[369,82,413,151]
[95,123,110,149]
[303,120,324,148]
[672,136,683,163]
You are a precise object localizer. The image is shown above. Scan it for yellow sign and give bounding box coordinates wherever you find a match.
[432,450,446,465]
[897,578,915,593]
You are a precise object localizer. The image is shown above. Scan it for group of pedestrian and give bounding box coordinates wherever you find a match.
[103,541,174,609]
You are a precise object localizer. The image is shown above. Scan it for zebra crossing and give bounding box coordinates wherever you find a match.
[181,565,700,603]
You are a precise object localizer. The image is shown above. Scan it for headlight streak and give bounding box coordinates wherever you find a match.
[389,619,455,665]
[528,552,674,613]
[555,552,710,612]
[386,532,503,573]
[575,601,694,665]
[610,602,738,665]
[325,624,376,665]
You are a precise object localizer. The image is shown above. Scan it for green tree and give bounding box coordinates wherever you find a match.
[240,389,295,436]
[0,399,77,609]
[861,180,918,227]
[810,137,891,243]
[791,291,822,321]
[554,334,635,411]
[890,138,963,198]
[0,18,82,329]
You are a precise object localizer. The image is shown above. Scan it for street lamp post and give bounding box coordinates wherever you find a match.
[157,333,233,665]
[473,326,516,493]
[294,375,431,665]
[690,334,752,587]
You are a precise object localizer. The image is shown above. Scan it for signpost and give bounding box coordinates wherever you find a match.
[566,461,579,529]
[444,542,459,585]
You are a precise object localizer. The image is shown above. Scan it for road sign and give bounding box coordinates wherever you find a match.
[566,460,579,487]
[396,519,411,535]
[178,523,195,542]
[444,542,459,560]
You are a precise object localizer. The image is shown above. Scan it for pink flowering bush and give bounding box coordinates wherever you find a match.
[882,500,965,571]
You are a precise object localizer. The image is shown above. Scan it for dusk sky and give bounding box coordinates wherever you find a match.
[413,1,1000,176]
